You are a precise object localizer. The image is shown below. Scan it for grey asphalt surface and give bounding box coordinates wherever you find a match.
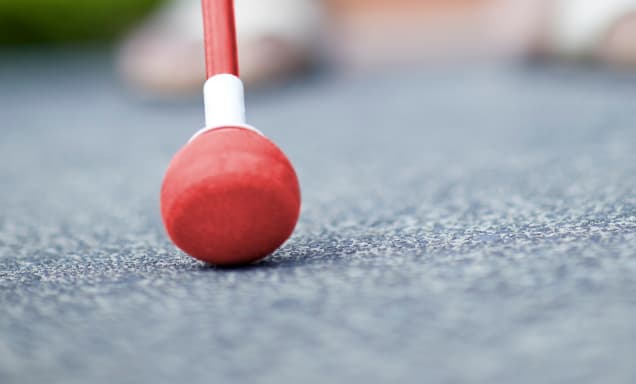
[1,52,635,384]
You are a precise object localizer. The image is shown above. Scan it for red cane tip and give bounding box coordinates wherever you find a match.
[160,127,301,266]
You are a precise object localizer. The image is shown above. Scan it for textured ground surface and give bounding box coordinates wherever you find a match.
[1,52,635,384]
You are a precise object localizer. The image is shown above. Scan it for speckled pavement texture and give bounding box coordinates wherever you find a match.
[1,52,635,384]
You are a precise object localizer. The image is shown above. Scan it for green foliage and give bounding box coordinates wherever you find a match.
[0,0,164,44]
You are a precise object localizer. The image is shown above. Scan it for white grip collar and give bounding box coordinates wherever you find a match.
[190,74,262,142]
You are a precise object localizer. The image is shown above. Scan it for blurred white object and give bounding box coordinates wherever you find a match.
[119,0,322,95]
[550,0,636,57]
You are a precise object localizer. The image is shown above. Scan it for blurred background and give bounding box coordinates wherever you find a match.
[2,0,636,93]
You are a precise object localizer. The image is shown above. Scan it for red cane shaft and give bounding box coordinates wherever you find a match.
[201,0,239,78]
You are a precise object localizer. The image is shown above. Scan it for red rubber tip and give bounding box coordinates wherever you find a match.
[160,127,301,266]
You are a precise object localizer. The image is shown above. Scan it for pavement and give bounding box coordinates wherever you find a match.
[0,51,635,384]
